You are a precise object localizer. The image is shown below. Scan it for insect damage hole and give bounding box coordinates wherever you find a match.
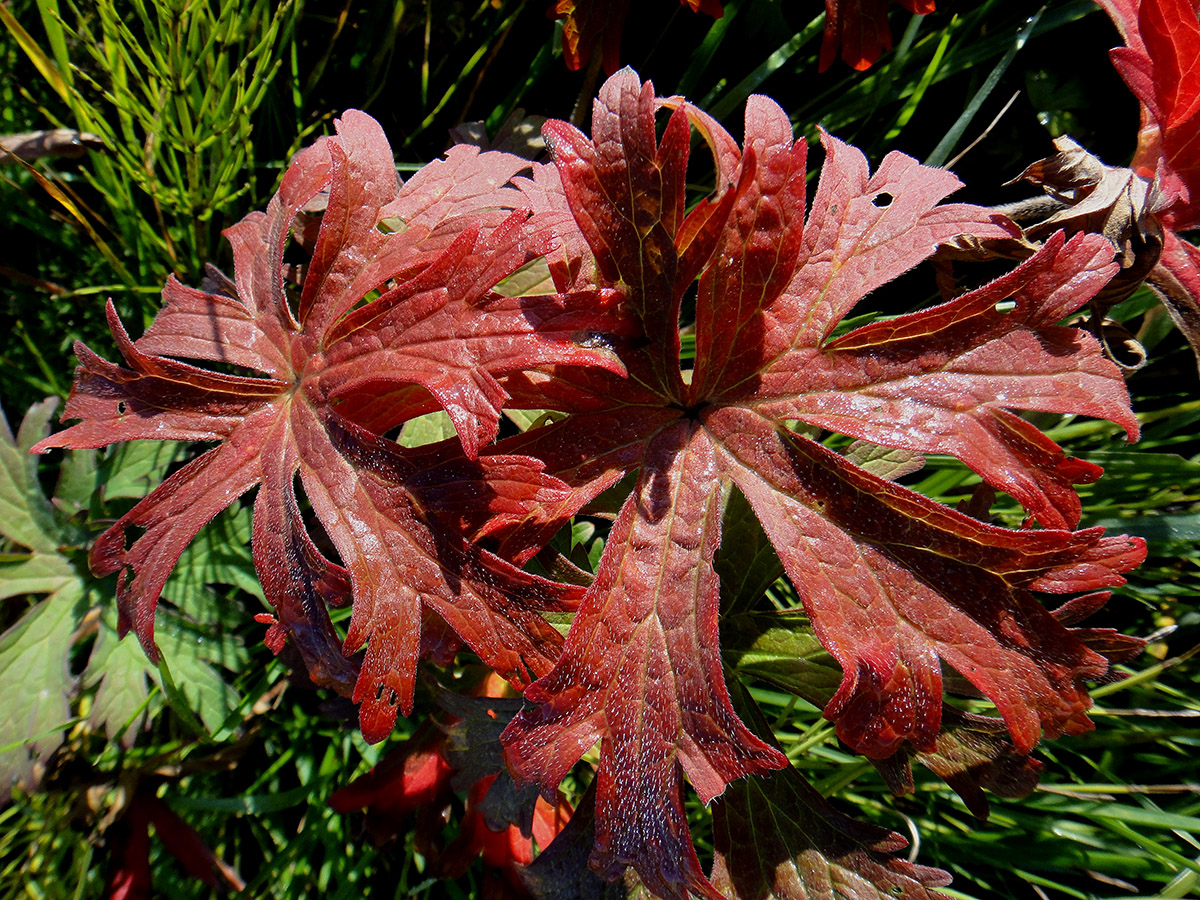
[374,683,399,708]
[872,192,894,208]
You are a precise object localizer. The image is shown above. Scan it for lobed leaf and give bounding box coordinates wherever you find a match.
[500,68,1144,896]
[33,109,623,743]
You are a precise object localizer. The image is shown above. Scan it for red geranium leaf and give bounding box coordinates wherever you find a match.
[1098,0,1200,227]
[500,69,1143,895]
[547,0,722,75]
[819,0,937,72]
[1147,216,1200,370]
[710,405,1136,757]
[505,421,786,899]
[327,721,456,848]
[755,230,1137,529]
[33,109,622,743]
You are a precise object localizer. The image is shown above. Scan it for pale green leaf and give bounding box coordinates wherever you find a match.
[398,410,457,447]
[0,584,81,798]
[0,400,59,553]
[842,440,925,481]
[493,257,556,296]
[0,552,77,600]
[84,618,154,748]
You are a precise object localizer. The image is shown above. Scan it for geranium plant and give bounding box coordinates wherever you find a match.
[24,28,1161,900]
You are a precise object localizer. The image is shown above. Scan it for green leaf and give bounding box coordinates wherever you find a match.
[161,504,261,613]
[1088,511,1200,553]
[153,613,244,735]
[0,552,76,600]
[97,439,185,501]
[842,440,926,482]
[0,400,59,553]
[722,610,843,709]
[397,411,458,448]
[52,448,98,513]
[716,488,784,615]
[0,584,82,797]
[83,617,154,747]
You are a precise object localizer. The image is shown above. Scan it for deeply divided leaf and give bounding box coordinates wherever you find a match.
[498,68,1144,897]
[33,110,623,742]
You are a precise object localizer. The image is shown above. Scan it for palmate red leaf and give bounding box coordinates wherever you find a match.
[32,110,626,742]
[499,69,1144,897]
[819,0,936,72]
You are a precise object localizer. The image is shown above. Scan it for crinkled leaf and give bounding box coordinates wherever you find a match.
[34,109,625,743]
[1009,135,1166,316]
[502,69,1143,896]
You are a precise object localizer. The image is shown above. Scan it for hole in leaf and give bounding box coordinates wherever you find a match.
[994,300,1017,314]
[116,401,127,415]
[872,192,894,208]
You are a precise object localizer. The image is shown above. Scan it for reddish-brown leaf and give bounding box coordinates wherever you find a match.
[33,110,624,742]
[500,69,1143,896]
[547,0,723,74]
[710,758,952,900]
[819,0,937,72]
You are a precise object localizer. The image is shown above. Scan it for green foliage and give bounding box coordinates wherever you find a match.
[4,0,300,284]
